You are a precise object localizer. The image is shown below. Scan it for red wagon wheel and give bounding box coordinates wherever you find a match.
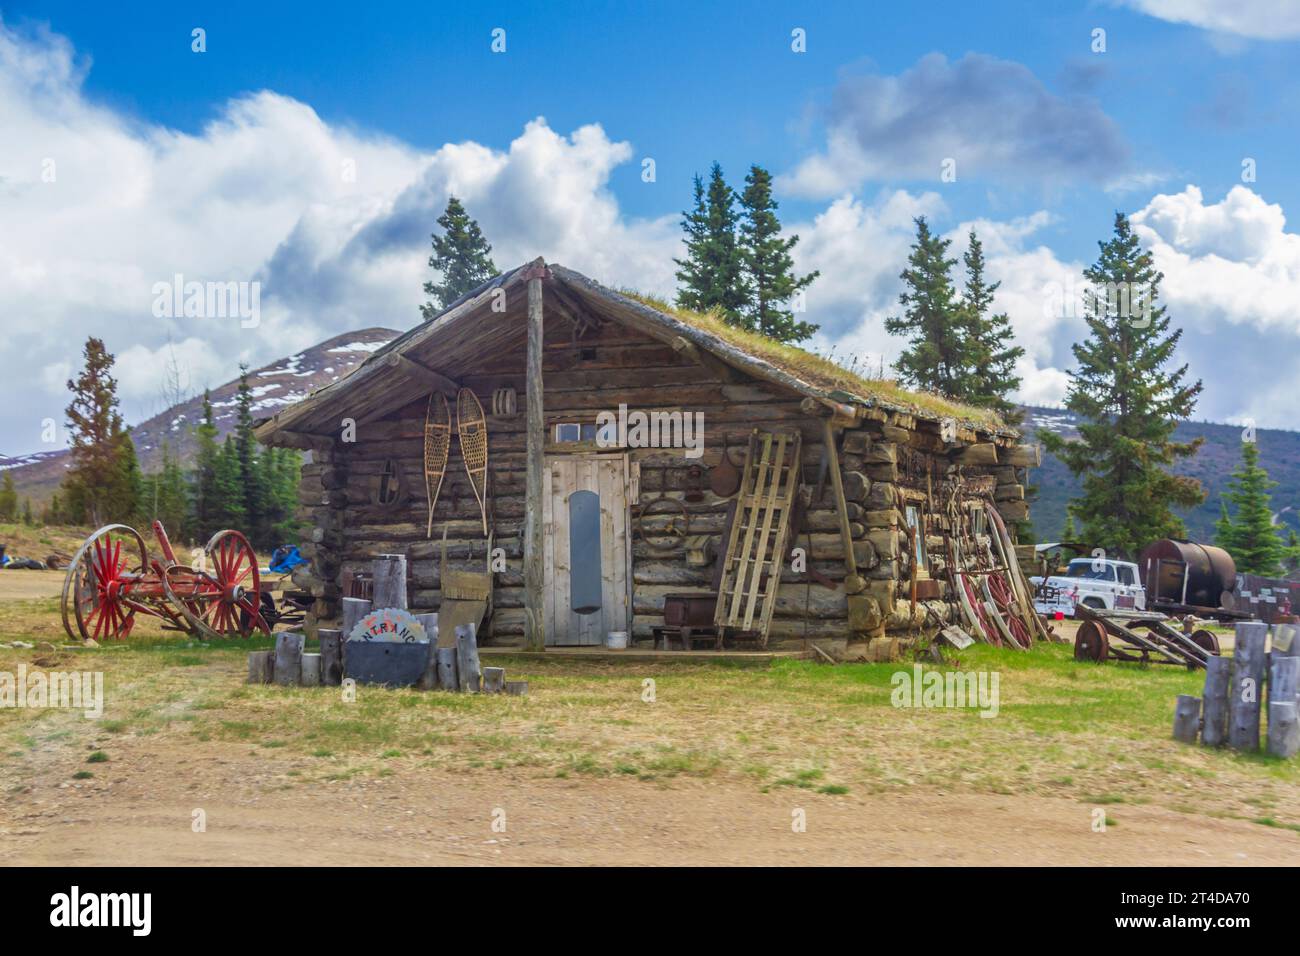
[61,524,150,642]
[162,529,268,639]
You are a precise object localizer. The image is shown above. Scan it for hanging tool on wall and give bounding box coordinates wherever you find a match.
[423,392,452,538]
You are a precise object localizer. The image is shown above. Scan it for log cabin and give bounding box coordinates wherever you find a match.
[254,258,1047,659]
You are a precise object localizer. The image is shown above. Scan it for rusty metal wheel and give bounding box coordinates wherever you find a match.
[1074,618,1110,663]
[1189,628,1220,657]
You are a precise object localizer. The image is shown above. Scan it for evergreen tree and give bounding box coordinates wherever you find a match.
[45,492,63,526]
[420,196,497,318]
[1283,528,1300,579]
[674,163,748,325]
[1041,212,1204,558]
[1215,440,1286,576]
[234,364,268,540]
[1062,513,1078,542]
[0,472,16,521]
[143,441,190,541]
[63,338,139,525]
[213,437,247,530]
[885,218,966,396]
[20,499,33,526]
[189,391,221,542]
[959,230,1024,422]
[737,165,819,343]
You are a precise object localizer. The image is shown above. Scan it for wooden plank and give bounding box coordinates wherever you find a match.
[543,458,557,645]
[384,352,459,395]
[524,270,546,650]
[822,418,859,584]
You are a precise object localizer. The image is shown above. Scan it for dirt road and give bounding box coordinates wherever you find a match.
[2,730,1294,866]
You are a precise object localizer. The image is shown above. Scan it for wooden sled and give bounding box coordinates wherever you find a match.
[436,527,493,649]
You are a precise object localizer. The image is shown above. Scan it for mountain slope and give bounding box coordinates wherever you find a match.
[1024,405,1300,544]
[0,328,400,506]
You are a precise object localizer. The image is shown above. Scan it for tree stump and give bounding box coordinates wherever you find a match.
[456,623,481,693]
[273,632,305,686]
[482,666,506,694]
[1270,653,1300,704]
[341,597,372,638]
[1228,621,1269,752]
[318,629,343,686]
[416,613,440,690]
[1267,700,1300,758]
[247,650,273,684]
[1200,654,1231,747]
[436,647,458,692]
[300,652,322,687]
[1172,694,1201,743]
[505,680,529,696]
[372,554,408,611]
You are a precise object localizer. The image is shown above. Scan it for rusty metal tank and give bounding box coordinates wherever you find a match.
[1138,539,1236,609]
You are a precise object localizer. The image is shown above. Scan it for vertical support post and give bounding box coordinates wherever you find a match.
[524,261,547,651]
[821,418,863,594]
[1200,654,1231,747]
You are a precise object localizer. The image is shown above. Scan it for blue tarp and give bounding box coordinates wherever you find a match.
[269,545,308,574]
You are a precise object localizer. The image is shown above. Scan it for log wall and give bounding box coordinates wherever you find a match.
[290,316,1029,649]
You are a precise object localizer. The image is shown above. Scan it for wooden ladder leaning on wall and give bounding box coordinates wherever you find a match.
[714,429,803,647]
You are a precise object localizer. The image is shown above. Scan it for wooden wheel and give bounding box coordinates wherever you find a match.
[1189,628,1220,657]
[163,530,267,638]
[61,524,149,642]
[1074,619,1110,662]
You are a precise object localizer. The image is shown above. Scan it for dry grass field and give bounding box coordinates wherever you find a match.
[1,587,1297,865]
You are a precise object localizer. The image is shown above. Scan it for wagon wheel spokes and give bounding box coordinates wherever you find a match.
[166,530,267,639]
[61,524,149,643]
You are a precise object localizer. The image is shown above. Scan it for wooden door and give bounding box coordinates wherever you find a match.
[543,455,631,646]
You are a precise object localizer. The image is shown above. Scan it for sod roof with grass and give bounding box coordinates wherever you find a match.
[256,259,1016,445]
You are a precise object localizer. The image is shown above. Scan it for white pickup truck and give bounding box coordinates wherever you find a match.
[1031,557,1146,617]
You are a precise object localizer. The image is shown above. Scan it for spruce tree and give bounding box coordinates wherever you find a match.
[0,473,16,521]
[1215,440,1286,576]
[420,196,497,318]
[1041,212,1204,558]
[737,165,818,343]
[959,230,1025,422]
[20,499,32,526]
[189,391,221,541]
[234,364,267,540]
[885,218,966,396]
[64,337,137,526]
[213,437,247,530]
[674,163,748,325]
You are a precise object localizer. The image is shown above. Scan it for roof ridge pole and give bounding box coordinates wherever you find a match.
[523,258,549,651]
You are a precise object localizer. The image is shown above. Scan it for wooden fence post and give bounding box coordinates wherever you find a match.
[1228,621,1269,752]
[482,666,506,694]
[1172,694,1201,743]
[300,653,322,687]
[372,554,408,610]
[1267,655,1300,758]
[1200,654,1231,747]
[273,632,305,686]
[341,597,371,638]
[416,613,440,690]
[318,629,343,686]
[456,622,482,693]
[247,650,273,684]
[436,647,458,691]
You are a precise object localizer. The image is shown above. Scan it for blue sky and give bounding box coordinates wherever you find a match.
[2,0,1300,453]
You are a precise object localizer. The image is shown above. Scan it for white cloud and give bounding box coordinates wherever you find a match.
[0,18,676,455]
[1117,1,1300,40]
[781,53,1129,198]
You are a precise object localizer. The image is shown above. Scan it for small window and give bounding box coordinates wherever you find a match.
[1117,565,1136,586]
[554,423,582,443]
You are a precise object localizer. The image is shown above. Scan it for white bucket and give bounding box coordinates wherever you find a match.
[604,630,629,650]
